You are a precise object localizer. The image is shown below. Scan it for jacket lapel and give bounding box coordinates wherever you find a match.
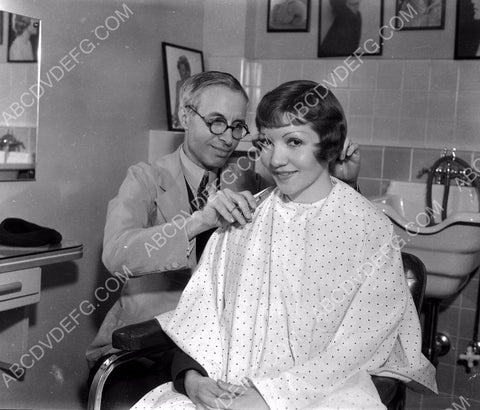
[153,146,191,223]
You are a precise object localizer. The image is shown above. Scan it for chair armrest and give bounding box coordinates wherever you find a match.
[112,319,174,351]
[401,252,427,313]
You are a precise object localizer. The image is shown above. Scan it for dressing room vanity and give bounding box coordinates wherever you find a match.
[0,241,83,379]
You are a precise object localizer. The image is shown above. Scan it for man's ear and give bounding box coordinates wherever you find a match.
[179,106,189,130]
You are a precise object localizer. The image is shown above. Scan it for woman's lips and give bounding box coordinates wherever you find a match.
[273,170,298,180]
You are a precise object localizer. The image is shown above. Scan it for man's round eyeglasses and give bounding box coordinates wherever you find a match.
[186,105,249,140]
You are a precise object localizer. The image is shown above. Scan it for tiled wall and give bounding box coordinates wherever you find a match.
[357,145,480,198]
[238,58,480,153]
[209,56,480,409]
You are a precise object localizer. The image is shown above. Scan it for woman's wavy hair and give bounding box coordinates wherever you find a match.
[254,80,346,163]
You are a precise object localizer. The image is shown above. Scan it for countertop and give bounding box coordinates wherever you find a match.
[0,241,83,273]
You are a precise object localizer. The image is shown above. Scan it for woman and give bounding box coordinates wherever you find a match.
[133,81,436,409]
[172,56,191,128]
[9,14,39,61]
[319,0,362,57]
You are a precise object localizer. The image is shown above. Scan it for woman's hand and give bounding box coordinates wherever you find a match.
[214,380,269,410]
[329,137,360,186]
[184,371,238,410]
[186,189,257,240]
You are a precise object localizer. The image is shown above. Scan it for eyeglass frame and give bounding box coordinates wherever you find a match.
[185,105,250,140]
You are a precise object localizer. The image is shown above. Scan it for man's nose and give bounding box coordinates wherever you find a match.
[217,128,234,146]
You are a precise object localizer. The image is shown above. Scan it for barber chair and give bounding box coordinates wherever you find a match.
[88,252,427,410]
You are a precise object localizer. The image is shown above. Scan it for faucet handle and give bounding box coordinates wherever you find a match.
[458,345,480,370]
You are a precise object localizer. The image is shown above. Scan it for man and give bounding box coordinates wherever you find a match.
[87,71,360,405]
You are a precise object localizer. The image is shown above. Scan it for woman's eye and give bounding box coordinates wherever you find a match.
[287,138,303,147]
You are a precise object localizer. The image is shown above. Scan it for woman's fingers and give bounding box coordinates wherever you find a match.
[346,141,359,158]
[339,137,350,161]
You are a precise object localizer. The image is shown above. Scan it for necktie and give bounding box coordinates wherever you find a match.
[195,172,210,210]
[186,172,216,261]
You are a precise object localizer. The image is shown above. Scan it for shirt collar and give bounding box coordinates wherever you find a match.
[180,145,217,192]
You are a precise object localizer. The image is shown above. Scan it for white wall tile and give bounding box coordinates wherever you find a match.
[349,89,375,116]
[257,59,281,90]
[278,60,302,84]
[401,90,428,118]
[455,120,480,150]
[430,61,459,91]
[428,91,456,121]
[324,60,350,89]
[457,92,480,122]
[372,117,399,144]
[458,62,480,92]
[426,120,455,146]
[377,61,403,90]
[397,118,427,147]
[347,115,373,144]
[349,61,378,89]
[374,90,401,117]
[403,61,430,90]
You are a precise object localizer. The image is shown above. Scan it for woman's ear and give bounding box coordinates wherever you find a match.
[179,106,189,130]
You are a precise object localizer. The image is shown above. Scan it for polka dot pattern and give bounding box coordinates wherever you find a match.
[135,179,437,409]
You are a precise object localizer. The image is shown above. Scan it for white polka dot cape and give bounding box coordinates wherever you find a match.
[132,179,437,409]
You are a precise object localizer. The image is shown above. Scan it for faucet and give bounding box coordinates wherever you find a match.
[417,148,480,225]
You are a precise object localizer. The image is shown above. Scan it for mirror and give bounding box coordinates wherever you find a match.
[0,10,40,181]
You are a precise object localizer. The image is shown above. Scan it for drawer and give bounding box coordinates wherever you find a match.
[0,267,41,312]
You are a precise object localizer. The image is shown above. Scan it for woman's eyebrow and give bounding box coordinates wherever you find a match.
[281,131,308,139]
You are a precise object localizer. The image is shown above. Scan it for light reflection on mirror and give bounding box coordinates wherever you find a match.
[0,10,40,181]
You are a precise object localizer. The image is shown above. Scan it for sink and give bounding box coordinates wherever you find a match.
[371,181,480,299]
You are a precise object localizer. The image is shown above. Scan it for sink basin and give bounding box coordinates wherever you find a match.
[371,181,480,299]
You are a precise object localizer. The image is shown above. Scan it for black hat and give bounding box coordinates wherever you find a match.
[0,218,62,247]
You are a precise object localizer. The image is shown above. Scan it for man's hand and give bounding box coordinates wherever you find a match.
[184,370,239,410]
[329,137,361,186]
[186,189,257,240]
[214,380,269,410]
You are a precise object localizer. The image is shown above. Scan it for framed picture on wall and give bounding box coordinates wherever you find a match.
[267,0,311,32]
[162,42,204,131]
[7,12,40,62]
[318,0,384,57]
[455,0,480,59]
[394,0,446,30]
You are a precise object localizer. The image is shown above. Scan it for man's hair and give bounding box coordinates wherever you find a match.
[255,80,346,163]
[179,71,248,111]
